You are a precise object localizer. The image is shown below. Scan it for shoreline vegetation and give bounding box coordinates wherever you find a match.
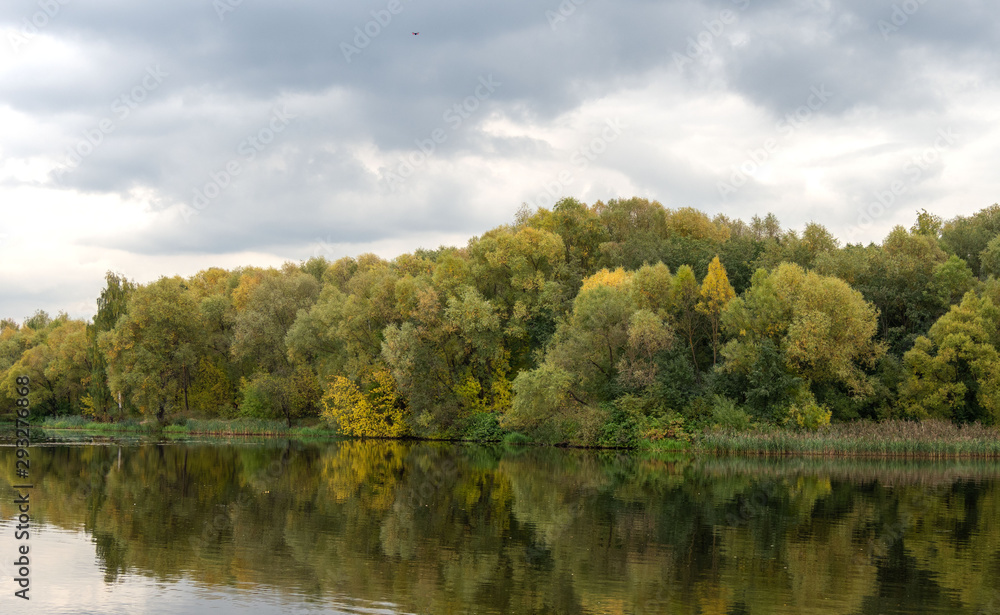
[5,198,1000,452]
[17,417,1000,458]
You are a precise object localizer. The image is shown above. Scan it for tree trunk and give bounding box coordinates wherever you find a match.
[182,364,190,414]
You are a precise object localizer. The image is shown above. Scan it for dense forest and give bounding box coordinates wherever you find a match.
[4,198,1000,444]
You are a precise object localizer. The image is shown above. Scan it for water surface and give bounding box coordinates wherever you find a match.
[2,436,1000,613]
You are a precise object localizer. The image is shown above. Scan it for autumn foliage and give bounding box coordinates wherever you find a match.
[4,198,1000,441]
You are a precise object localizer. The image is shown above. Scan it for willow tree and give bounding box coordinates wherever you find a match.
[102,277,203,422]
[508,268,673,440]
[721,263,885,418]
[86,271,135,419]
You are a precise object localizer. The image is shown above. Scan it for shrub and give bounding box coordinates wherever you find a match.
[502,431,531,446]
[461,412,506,441]
[785,390,832,431]
[711,395,753,431]
[598,399,641,448]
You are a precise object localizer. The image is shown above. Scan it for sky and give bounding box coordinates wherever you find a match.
[1,0,998,322]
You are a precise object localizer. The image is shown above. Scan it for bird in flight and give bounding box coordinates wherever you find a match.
[412,32,419,35]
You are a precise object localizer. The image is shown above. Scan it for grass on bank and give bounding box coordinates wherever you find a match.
[29,416,1000,457]
[38,416,340,438]
[700,419,1000,457]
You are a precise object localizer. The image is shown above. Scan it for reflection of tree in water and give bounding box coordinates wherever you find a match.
[2,445,1000,613]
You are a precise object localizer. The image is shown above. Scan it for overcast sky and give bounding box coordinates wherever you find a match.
[1,0,998,322]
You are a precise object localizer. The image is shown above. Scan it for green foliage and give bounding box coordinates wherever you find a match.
[8,199,1000,438]
[901,291,1000,424]
[101,276,203,422]
[597,399,641,448]
[710,395,753,431]
[929,255,977,308]
[722,263,885,398]
[238,375,273,419]
[459,411,506,441]
[784,389,832,431]
[940,203,1000,277]
[501,431,532,446]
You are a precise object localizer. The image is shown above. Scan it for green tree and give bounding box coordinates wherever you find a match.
[901,291,1000,423]
[940,203,1000,277]
[670,265,704,374]
[87,272,135,419]
[231,268,321,426]
[815,226,948,354]
[102,277,204,421]
[722,263,885,407]
[978,235,1000,279]
[508,269,673,440]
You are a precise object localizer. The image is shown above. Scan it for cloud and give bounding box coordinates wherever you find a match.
[1,0,998,319]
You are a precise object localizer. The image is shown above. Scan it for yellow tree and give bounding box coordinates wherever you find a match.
[697,256,736,366]
[321,368,408,437]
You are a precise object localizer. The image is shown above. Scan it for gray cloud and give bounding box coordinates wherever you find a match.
[1,0,998,318]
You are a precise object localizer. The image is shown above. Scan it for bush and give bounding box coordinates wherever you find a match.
[598,400,641,448]
[638,413,692,442]
[461,412,506,441]
[238,376,273,419]
[711,395,753,431]
[785,391,832,431]
[502,431,531,446]
[320,370,409,437]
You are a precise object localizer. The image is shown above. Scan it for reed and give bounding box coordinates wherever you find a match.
[40,417,341,438]
[699,419,1000,458]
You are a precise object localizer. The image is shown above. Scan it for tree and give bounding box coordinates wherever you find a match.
[911,208,943,238]
[928,255,977,309]
[722,263,885,403]
[815,226,948,354]
[508,269,673,439]
[901,291,1000,423]
[320,368,408,437]
[102,277,204,421]
[940,203,1000,277]
[524,197,608,282]
[697,256,736,366]
[595,197,670,270]
[979,235,1000,279]
[87,272,135,419]
[664,207,730,242]
[43,319,90,413]
[231,269,321,426]
[670,265,704,374]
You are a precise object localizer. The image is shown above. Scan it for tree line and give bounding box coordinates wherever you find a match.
[3,198,1000,443]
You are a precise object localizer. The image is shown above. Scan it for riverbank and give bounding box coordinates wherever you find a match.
[34,416,338,438]
[16,417,1000,458]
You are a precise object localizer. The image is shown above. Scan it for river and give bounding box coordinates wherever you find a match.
[2,435,999,613]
